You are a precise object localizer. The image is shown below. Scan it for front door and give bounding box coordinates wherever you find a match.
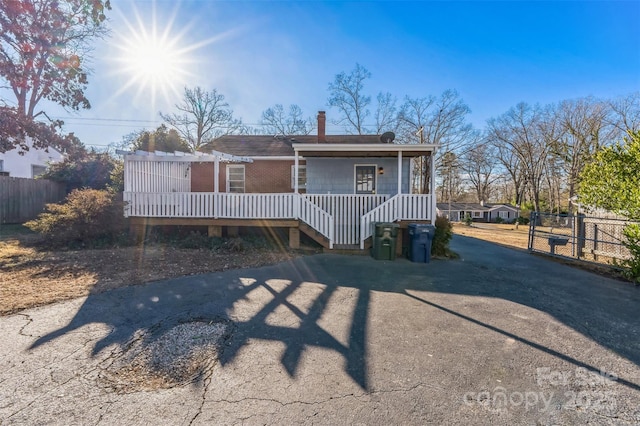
[355,165,376,194]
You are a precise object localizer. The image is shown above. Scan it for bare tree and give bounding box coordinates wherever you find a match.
[487,103,554,212]
[608,91,640,135]
[260,104,314,135]
[327,63,371,135]
[160,87,242,152]
[460,139,499,203]
[438,150,464,202]
[549,97,610,211]
[397,90,472,193]
[374,92,398,134]
[491,137,526,206]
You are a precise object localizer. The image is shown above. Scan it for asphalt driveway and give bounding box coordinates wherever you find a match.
[1,235,639,425]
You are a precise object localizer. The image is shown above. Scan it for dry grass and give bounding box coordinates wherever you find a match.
[452,222,530,250]
[0,227,304,316]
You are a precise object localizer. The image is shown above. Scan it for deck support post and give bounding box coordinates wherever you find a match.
[129,224,145,244]
[289,227,300,249]
[208,225,222,238]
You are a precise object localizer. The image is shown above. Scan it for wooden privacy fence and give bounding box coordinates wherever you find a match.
[0,176,67,224]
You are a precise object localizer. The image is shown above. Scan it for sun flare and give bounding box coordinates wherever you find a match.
[111,5,193,107]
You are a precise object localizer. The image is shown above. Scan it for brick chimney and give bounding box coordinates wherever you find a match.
[317,111,326,143]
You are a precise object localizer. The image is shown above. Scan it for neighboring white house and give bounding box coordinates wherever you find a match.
[436,202,519,223]
[0,139,64,178]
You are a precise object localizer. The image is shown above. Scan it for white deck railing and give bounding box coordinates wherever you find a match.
[359,194,432,248]
[299,196,334,248]
[304,194,389,245]
[124,192,433,249]
[215,193,297,218]
[124,192,217,218]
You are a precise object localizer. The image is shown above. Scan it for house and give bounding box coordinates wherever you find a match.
[437,202,519,223]
[121,112,439,252]
[0,139,64,178]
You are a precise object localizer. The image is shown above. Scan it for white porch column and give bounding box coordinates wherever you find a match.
[214,157,220,193]
[397,150,403,195]
[430,152,437,221]
[294,151,299,193]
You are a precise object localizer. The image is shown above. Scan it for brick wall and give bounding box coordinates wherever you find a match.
[191,163,215,192]
[190,160,305,193]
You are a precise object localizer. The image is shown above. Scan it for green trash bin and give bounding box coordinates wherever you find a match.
[372,222,399,260]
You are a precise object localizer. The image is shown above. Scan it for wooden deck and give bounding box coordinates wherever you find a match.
[124,192,434,250]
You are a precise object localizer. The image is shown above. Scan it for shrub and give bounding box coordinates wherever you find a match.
[495,216,505,224]
[463,213,473,226]
[516,216,530,225]
[40,152,118,192]
[25,189,128,246]
[432,215,454,257]
[621,224,640,284]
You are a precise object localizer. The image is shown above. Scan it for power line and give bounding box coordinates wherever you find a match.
[52,116,161,123]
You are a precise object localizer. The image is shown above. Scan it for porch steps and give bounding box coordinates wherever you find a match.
[299,222,331,249]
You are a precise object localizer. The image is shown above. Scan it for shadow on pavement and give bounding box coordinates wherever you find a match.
[29,235,640,392]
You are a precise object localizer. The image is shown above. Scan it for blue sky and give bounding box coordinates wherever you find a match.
[33,0,640,149]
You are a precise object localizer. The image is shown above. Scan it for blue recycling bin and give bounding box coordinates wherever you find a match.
[408,224,436,263]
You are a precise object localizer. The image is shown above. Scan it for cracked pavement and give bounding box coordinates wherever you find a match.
[1,235,639,425]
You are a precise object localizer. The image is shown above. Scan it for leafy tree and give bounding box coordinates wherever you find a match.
[579,131,640,219]
[0,0,110,151]
[260,104,314,135]
[327,63,371,135]
[160,87,243,152]
[128,124,190,153]
[579,130,640,283]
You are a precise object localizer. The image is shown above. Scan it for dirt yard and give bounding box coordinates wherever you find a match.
[0,226,305,316]
[1,222,617,316]
[452,222,530,250]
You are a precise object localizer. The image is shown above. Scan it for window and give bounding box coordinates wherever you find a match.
[499,210,509,219]
[0,159,3,171]
[355,165,376,194]
[473,211,483,218]
[226,165,245,193]
[291,165,307,189]
[31,165,47,178]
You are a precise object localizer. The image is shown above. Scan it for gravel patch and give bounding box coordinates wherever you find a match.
[99,319,232,393]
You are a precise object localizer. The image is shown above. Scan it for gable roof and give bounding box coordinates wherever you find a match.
[202,136,295,157]
[202,134,396,158]
[436,203,490,211]
[436,203,519,212]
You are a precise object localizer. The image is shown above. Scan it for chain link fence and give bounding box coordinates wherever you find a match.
[528,212,637,266]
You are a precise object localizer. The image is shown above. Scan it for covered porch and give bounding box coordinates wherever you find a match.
[120,143,438,251]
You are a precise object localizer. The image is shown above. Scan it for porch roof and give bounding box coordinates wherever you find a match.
[292,143,439,158]
[116,149,253,163]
